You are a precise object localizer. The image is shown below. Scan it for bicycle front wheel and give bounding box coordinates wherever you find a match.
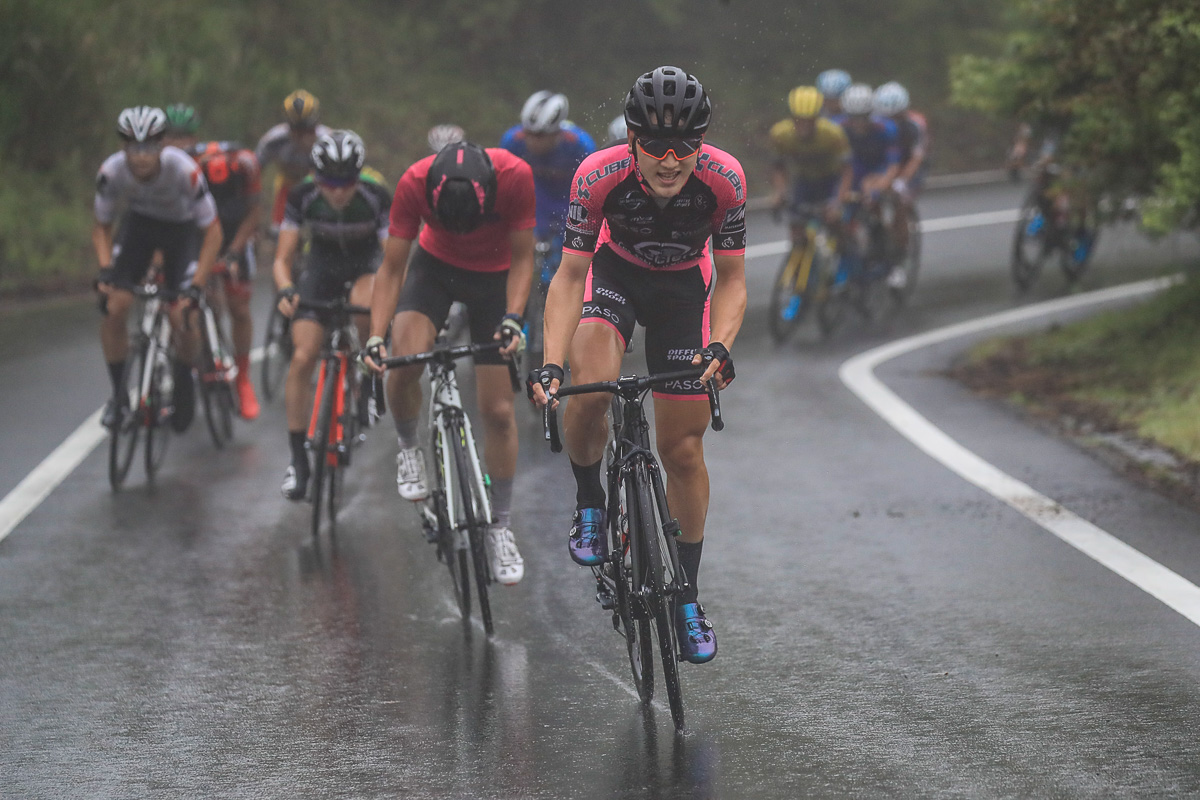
[614,460,655,703]
[260,307,291,403]
[1012,204,1047,293]
[144,353,173,481]
[199,318,234,449]
[108,346,145,491]
[309,358,339,538]
[452,426,493,636]
[768,242,818,343]
[633,460,683,730]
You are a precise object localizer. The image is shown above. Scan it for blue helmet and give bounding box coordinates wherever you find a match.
[816,69,853,99]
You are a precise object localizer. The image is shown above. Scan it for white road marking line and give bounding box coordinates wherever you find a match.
[744,207,1020,260]
[0,345,265,544]
[839,275,1200,627]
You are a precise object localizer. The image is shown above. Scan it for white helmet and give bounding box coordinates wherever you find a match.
[117,106,167,143]
[816,69,852,99]
[840,83,875,116]
[521,91,569,134]
[606,114,628,146]
[873,82,910,116]
[427,123,465,153]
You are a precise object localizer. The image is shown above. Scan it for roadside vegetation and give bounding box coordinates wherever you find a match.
[0,0,1005,296]
[957,276,1200,466]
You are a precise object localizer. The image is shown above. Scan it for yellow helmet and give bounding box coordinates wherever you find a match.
[787,86,824,119]
[283,89,320,127]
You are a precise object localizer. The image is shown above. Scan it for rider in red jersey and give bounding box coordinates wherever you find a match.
[362,142,535,587]
[529,67,747,664]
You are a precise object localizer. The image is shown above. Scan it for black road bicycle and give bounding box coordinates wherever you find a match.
[108,284,180,490]
[298,296,371,538]
[544,368,724,732]
[379,340,521,636]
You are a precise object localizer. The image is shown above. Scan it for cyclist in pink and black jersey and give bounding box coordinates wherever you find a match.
[528,66,747,665]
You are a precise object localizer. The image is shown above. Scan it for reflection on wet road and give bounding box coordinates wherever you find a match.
[3,183,1200,797]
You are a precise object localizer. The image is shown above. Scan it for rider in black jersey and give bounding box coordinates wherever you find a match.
[272,130,391,500]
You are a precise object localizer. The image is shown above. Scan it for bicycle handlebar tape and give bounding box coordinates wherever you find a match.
[545,404,562,453]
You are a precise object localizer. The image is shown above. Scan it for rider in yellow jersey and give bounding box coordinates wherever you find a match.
[768,86,853,228]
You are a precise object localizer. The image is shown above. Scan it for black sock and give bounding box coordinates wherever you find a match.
[677,539,703,605]
[108,361,126,398]
[571,459,605,510]
[288,431,309,474]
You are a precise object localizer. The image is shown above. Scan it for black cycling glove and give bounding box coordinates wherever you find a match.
[698,342,735,386]
[526,362,565,401]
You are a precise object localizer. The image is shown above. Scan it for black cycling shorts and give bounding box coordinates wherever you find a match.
[294,246,380,324]
[111,211,199,290]
[395,245,509,366]
[582,245,711,399]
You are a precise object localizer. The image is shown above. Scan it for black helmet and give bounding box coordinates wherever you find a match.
[311,130,365,182]
[425,142,497,234]
[624,66,711,139]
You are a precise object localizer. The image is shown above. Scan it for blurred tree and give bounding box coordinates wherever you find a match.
[951,0,1200,232]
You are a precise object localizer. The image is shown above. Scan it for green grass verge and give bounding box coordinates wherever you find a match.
[959,274,1200,462]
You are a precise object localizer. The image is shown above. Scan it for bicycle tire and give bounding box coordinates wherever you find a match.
[815,262,851,339]
[260,307,291,403]
[144,353,173,481]
[309,357,339,538]
[108,345,145,491]
[1060,224,1099,286]
[1012,203,1047,293]
[633,460,683,730]
[198,319,229,449]
[327,366,358,533]
[433,427,471,621]
[615,459,655,703]
[453,425,493,636]
[768,243,817,343]
[891,206,922,307]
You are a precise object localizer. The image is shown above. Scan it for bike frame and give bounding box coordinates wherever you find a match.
[428,359,493,537]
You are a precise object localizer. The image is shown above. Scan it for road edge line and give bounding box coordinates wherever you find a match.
[838,275,1200,627]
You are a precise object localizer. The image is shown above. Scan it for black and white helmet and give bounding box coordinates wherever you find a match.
[311,130,365,181]
[520,91,569,134]
[624,66,711,139]
[117,106,167,143]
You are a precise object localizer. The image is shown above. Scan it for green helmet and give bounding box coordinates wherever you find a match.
[165,103,199,135]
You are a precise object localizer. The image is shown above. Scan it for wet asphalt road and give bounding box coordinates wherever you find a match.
[4,182,1200,798]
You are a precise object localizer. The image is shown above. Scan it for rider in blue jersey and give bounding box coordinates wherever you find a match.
[499,92,596,262]
[834,84,900,194]
[500,91,595,355]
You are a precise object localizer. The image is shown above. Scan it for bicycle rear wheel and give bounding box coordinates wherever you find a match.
[453,427,493,636]
[309,357,339,537]
[260,307,291,403]
[108,346,145,491]
[1060,222,1099,286]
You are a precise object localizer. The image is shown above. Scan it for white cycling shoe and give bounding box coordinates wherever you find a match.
[486,525,525,585]
[396,447,429,501]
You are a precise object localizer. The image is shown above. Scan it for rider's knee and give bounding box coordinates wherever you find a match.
[658,433,705,476]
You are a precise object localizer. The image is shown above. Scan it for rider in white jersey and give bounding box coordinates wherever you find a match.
[93,106,223,432]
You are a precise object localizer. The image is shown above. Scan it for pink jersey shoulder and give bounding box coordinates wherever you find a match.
[695,144,747,205]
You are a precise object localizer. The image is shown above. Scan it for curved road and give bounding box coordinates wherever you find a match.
[3,182,1200,798]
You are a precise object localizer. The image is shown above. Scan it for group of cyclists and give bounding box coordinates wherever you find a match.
[768,69,929,294]
[91,66,742,666]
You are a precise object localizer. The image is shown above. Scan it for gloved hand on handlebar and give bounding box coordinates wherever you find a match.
[358,335,386,375]
[693,341,735,389]
[495,312,526,357]
[526,362,564,407]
